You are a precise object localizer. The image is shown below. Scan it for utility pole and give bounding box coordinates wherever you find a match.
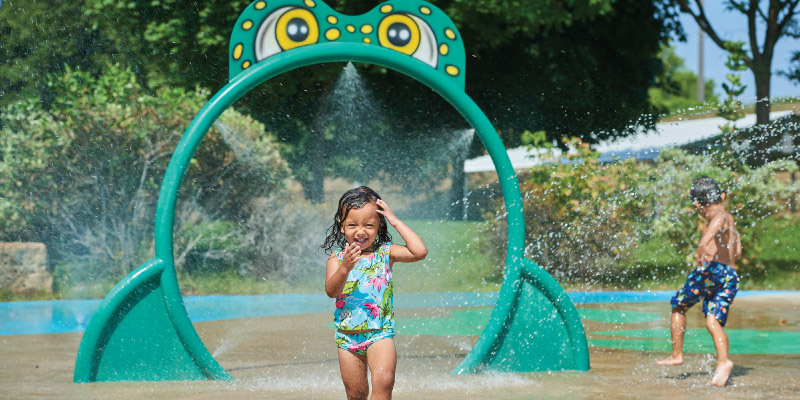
[697,0,705,102]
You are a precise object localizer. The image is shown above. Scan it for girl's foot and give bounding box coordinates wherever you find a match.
[656,355,683,366]
[709,359,734,387]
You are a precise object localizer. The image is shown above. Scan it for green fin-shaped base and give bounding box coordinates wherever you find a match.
[453,258,590,373]
[73,258,232,382]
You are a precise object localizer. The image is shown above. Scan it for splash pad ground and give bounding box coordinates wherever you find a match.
[2,292,799,399]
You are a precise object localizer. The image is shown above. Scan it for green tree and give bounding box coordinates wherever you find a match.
[431,0,683,149]
[674,0,800,125]
[82,0,251,92]
[717,41,749,134]
[0,0,98,108]
[648,44,718,115]
[782,50,800,85]
[1,0,684,206]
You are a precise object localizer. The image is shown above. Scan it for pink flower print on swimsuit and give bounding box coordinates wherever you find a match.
[349,340,371,353]
[367,275,388,291]
[364,302,381,318]
[334,243,394,331]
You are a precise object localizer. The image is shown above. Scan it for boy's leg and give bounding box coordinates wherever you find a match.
[706,314,734,387]
[338,348,370,400]
[365,338,397,400]
[657,308,687,365]
[705,262,738,386]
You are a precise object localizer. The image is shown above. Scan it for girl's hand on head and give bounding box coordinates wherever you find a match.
[341,242,361,271]
[375,199,399,226]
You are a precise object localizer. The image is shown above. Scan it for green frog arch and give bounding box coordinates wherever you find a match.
[74,0,589,383]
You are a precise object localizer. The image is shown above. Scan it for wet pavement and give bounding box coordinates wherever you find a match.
[1,293,798,399]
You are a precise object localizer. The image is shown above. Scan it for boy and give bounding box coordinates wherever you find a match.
[657,176,741,387]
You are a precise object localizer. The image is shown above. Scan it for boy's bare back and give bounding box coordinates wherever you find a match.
[696,208,741,269]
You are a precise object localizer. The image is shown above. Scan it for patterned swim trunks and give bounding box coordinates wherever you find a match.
[335,328,395,355]
[671,261,740,326]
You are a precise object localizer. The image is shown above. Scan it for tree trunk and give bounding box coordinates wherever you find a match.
[304,130,325,204]
[449,153,466,220]
[302,175,325,204]
[754,59,772,125]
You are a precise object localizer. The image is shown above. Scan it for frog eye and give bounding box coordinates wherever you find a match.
[378,14,438,68]
[255,7,320,61]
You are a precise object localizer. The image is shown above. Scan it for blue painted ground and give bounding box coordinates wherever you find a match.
[0,290,794,336]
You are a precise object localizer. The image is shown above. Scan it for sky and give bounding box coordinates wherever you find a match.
[672,2,799,102]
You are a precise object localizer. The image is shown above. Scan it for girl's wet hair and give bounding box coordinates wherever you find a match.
[690,176,723,206]
[322,186,392,254]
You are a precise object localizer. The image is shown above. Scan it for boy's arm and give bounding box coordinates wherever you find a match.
[376,199,427,263]
[696,214,725,265]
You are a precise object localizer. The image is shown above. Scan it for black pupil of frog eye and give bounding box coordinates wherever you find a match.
[286,18,309,41]
[387,22,411,46]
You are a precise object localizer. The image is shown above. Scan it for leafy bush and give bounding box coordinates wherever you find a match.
[480,138,652,281]
[479,139,799,285]
[0,64,289,285]
[239,193,330,284]
[644,147,799,276]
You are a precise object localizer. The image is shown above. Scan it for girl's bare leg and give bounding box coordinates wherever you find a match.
[706,315,734,387]
[338,348,369,400]
[365,338,397,400]
[657,308,686,365]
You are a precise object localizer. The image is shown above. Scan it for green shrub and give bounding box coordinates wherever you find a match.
[480,138,652,282]
[479,140,799,286]
[646,147,799,277]
[0,63,290,287]
[239,193,331,284]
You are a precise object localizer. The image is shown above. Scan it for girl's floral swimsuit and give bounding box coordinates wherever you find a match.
[670,261,740,326]
[333,243,394,355]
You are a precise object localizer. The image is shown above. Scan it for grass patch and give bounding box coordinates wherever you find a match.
[177,270,302,296]
[739,214,800,290]
[391,220,502,292]
[620,214,800,291]
[3,216,796,302]
[660,99,799,122]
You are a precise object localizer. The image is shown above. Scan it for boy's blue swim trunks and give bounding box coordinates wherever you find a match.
[671,261,740,326]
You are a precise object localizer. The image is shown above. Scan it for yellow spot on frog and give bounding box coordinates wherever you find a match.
[380,4,393,13]
[304,0,316,8]
[445,65,459,76]
[255,1,266,10]
[363,37,372,44]
[346,25,356,33]
[444,28,456,40]
[360,25,373,34]
[233,43,243,60]
[439,43,449,56]
[242,20,253,30]
[325,28,341,41]
[327,15,337,24]
[242,60,251,69]
[419,6,431,15]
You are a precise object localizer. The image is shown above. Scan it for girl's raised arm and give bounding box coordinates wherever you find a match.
[325,242,361,297]
[376,199,427,264]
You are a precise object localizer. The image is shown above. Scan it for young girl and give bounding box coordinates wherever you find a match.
[323,186,427,400]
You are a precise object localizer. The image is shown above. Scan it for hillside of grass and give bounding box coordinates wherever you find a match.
[4,214,797,302]
[390,220,502,293]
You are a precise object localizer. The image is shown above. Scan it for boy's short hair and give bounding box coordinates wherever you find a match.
[690,176,723,206]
